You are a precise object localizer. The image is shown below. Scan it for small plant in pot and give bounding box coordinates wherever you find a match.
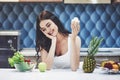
[82,36,103,73]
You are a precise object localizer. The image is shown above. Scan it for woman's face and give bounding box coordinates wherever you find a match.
[39,19,58,37]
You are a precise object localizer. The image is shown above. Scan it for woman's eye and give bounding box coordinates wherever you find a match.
[42,29,46,32]
[47,23,51,27]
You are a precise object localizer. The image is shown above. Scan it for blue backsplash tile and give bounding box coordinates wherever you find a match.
[0,3,120,48]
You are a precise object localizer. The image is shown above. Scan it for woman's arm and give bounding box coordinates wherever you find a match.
[40,37,56,70]
[70,17,81,71]
[70,36,81,71]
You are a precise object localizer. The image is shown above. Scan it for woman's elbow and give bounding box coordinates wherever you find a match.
[47,68,51,70]
[71,68,77,71]
[71,66,78,71]
[46,65,52,70]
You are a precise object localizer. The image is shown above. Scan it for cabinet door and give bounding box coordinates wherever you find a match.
[64,0,110,4]
[0,36,18,49]
[0,0,62,2]
[0,50,14,68]
[111,0,120,3]
[0,36,19,68]
[0,0,19,2]
[19,0,62,2]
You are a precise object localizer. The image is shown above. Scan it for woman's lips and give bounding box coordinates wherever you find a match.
[49,30,54,35]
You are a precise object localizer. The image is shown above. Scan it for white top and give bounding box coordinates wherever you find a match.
[53,35,71,69]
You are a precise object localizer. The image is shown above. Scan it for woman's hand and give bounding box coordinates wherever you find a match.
[71,17,80,40]
[42,31,57,41]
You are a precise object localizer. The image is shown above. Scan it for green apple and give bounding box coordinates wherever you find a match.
[38,62,47,72]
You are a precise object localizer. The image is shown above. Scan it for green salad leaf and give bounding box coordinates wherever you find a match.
[8,51,25,67]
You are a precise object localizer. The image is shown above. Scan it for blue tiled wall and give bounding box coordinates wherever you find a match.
[0,3,120,48]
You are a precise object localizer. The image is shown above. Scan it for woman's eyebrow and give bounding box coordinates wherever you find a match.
[46,22,50,27]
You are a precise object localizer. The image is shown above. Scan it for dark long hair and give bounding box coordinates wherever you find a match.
[36,10,70,53]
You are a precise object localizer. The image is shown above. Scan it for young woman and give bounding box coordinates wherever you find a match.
[36,10,81,71]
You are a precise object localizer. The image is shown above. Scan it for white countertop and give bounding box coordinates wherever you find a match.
[0,62,120,80]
